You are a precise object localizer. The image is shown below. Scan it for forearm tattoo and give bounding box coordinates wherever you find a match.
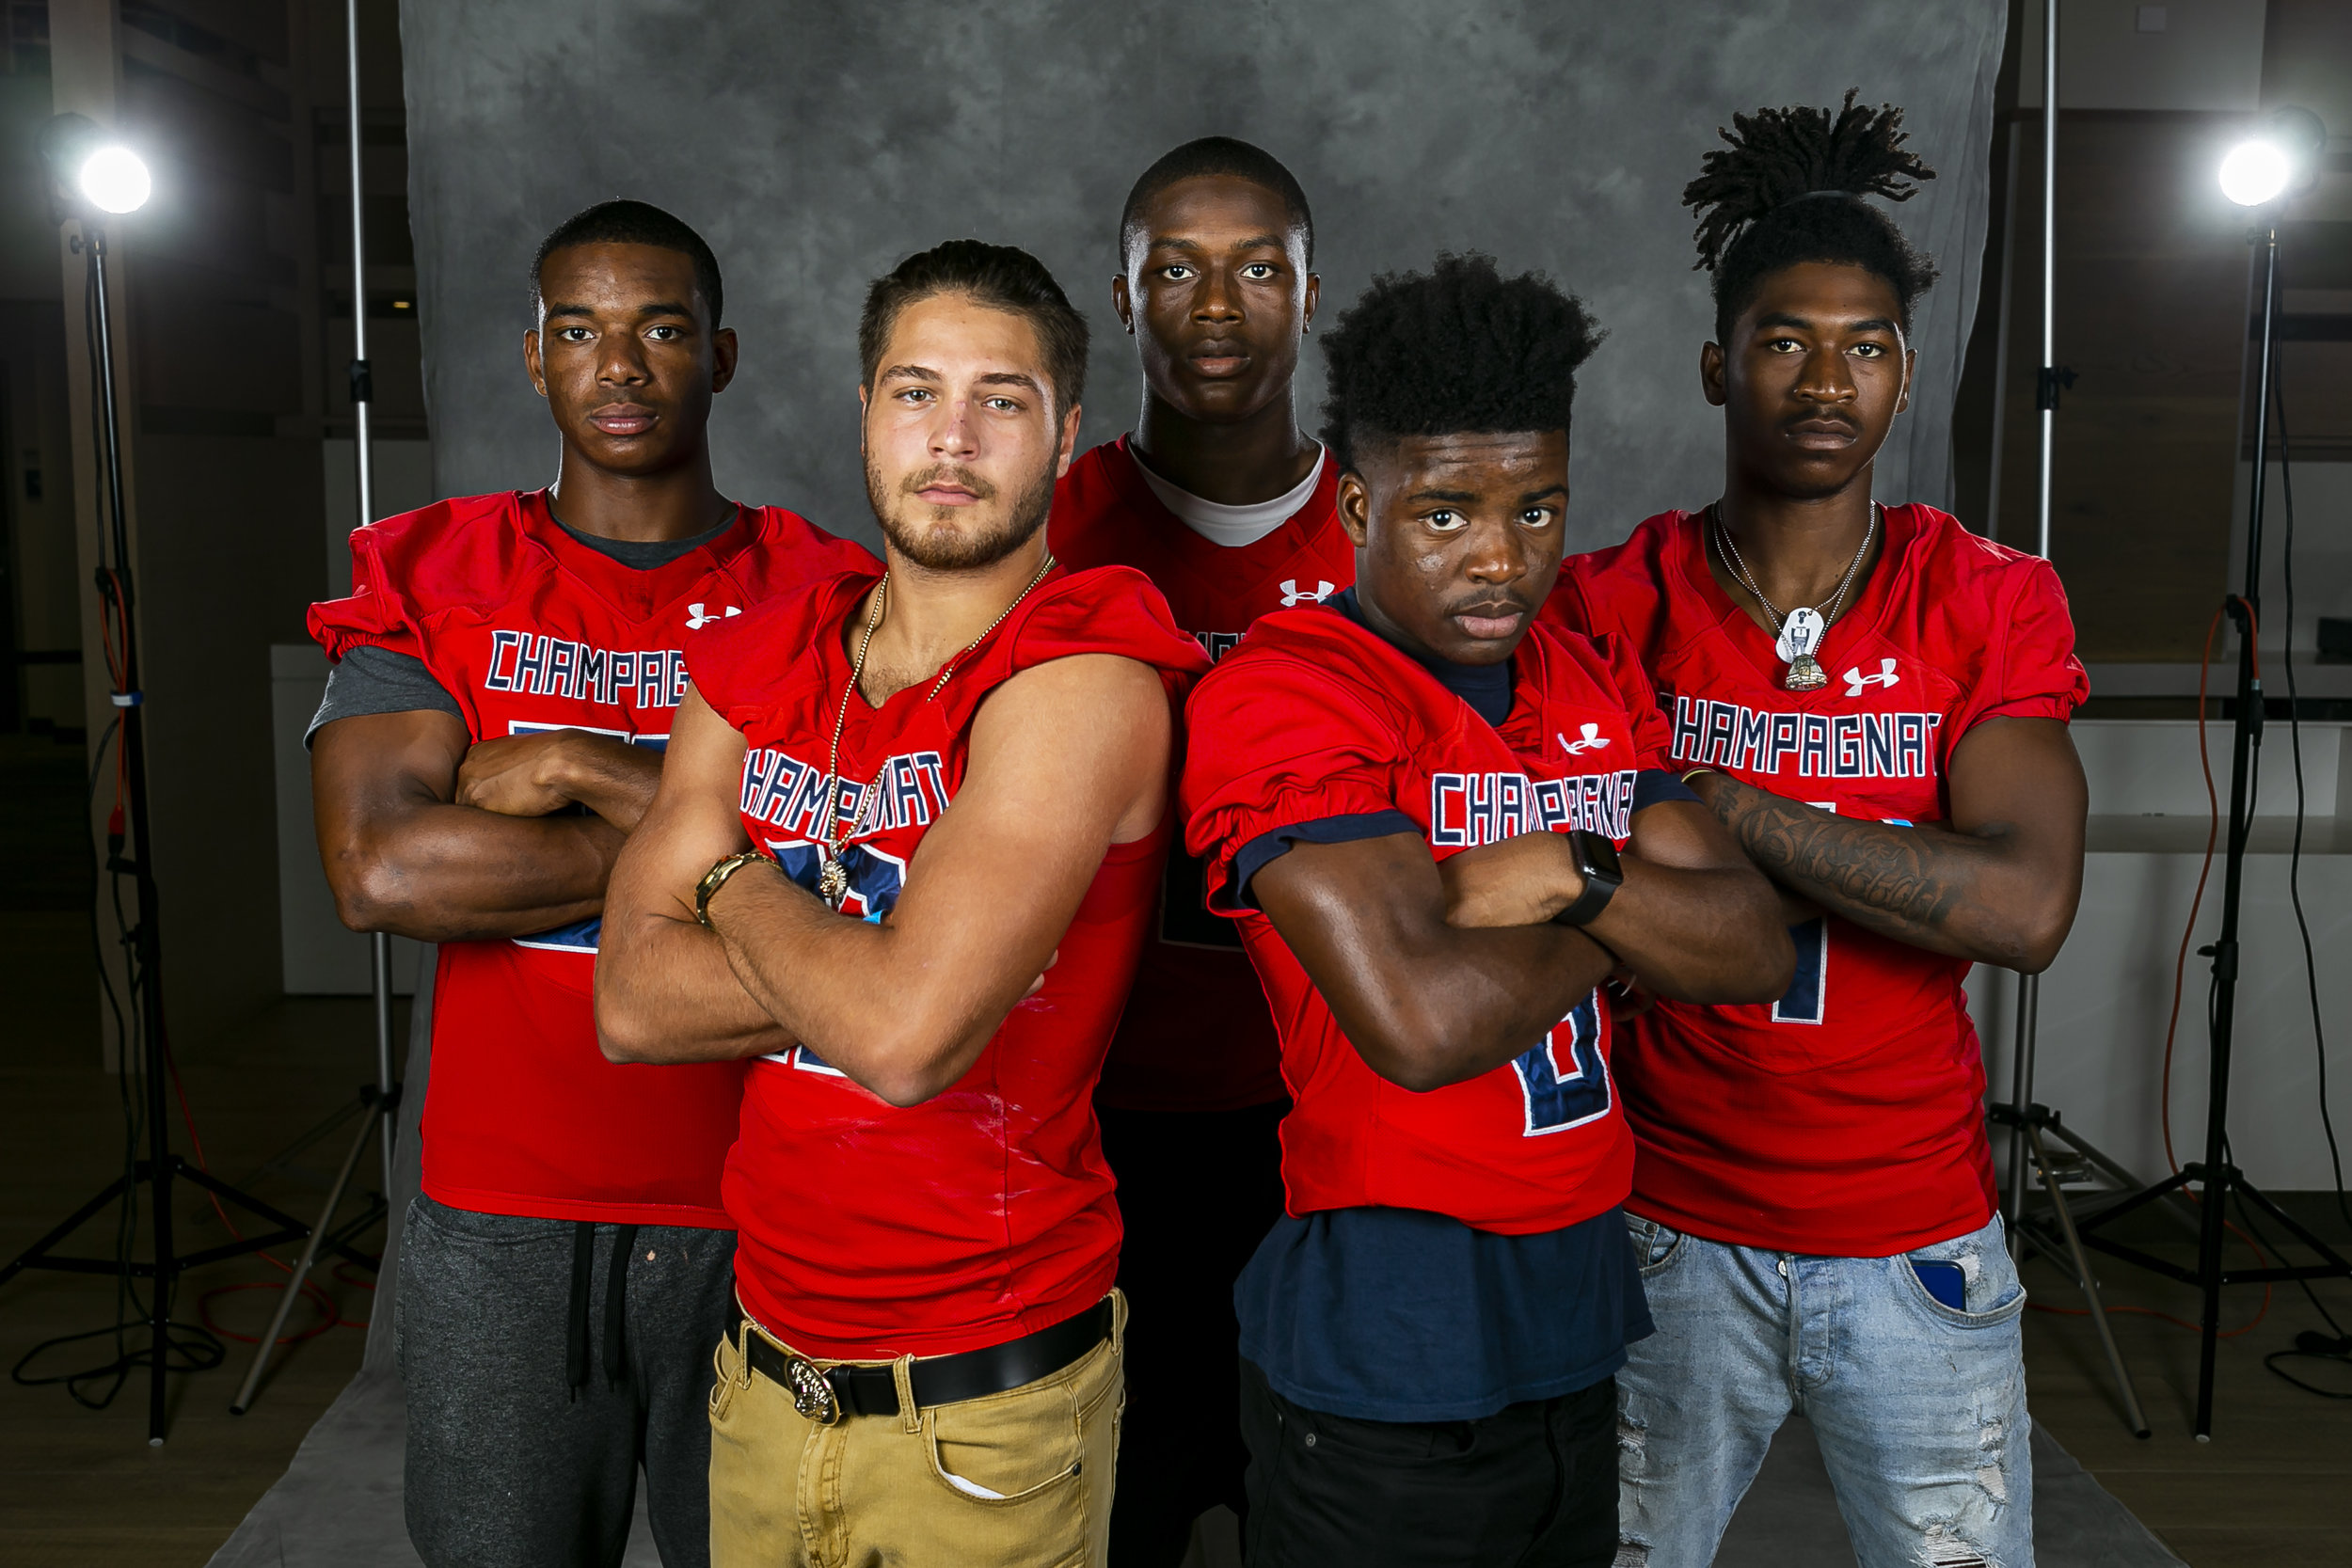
[1709,777,1971,935]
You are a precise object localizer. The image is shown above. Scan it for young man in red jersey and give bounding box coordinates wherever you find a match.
[1184,255,1790,1568]
[1549,99,2090,1568]
[596,240,1208,1567]
[309,201,870,1568]
[1047,135,1350,1564]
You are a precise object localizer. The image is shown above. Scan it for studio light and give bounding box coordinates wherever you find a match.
[2217,139,2290,207]
[2218,105,2327,208]
[36,112,154,224]
[77,145,151,214]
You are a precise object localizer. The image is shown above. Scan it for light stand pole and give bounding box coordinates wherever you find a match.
[0,116,342,1447]
[230,0,402,1414]
[1983,0,2152,1438]
[2070,106,2348,1441]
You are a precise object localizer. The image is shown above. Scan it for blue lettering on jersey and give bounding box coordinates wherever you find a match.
[1429,768,1636,847]
[739,747,950,841]
[485,628,690,707]
[1669,695,1941,780]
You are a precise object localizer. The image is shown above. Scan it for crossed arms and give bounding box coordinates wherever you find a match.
[1250,798,1794,1094]
[593,656,1172,1107]
[312,713,662,942]
[1683,715,2088,973]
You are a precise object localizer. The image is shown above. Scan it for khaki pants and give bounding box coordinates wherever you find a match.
[708,1294,1125,1568]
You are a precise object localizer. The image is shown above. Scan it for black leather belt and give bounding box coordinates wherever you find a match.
[743,1298,1113,1425]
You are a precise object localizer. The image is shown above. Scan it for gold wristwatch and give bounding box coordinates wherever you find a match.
[694,851,772,929]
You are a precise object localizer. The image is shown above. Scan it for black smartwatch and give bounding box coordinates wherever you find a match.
[1552,829,1623,927]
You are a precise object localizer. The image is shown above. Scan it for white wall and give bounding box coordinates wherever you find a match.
[1976,718,2352,1192]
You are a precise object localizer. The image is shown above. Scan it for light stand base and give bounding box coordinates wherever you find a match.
[1991,1101,2154,1438]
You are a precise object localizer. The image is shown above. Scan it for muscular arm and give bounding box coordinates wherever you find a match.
[310,711,660,942]
[1686,716,2088,972]
[1436,800,1793,1003]
[1252,832,1618,1095]
[597,657,1172,1105]
[593,690,795,1063]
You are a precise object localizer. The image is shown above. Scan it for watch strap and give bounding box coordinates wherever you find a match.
[1553,830,1622,927]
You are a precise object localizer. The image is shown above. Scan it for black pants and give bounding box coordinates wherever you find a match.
[1098,1098,1289,1568]
[396,1195,738,1568]
[1238,1358,1619,1568]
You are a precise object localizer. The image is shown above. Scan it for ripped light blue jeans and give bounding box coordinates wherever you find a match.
[1613,1212,2032,1568]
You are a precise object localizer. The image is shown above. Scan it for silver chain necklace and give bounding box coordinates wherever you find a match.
[1709,504,1877,692]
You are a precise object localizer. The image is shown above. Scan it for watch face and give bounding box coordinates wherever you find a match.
[1581,831,1623,883]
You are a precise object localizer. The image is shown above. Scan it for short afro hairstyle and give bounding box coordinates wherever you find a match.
[1120,135,1314,270]
[532,199,724,327]
[857,239,1090,419]
[1682,90,1940,342]
[1319,252,1602,473]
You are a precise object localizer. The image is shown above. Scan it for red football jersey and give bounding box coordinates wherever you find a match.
[1551,504,2089,1256]
[689,563,1211,1358]
[1051,436,1355,1112]
[308,489,873,1228]
[1182,607,1671,1235]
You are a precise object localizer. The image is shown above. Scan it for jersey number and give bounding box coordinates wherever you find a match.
[1772,918,1828,1024]
[1512,994,1610,1136]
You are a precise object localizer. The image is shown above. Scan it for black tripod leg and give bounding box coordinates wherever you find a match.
[0,1172,135,1288]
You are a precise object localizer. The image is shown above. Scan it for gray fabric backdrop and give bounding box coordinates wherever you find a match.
[397,0,2005,555]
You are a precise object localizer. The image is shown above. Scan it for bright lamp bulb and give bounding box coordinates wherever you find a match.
[77,146,151,215]
[2218,140,2291,207]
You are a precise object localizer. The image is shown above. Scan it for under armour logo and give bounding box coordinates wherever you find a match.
[1280,578,1336,607]
[686,603,741,629]
[1844,658,1900,696]
[1559,723,1612,755]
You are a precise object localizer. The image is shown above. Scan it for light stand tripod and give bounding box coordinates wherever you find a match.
[0,116,353,1447]
[1981,0,2152,1439]
[231,0,404,1414]
[2071,127,2352,1438]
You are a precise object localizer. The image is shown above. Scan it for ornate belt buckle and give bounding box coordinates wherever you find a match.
[783,1354,840,1425]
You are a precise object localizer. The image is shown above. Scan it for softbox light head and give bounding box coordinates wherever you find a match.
[37,113,152,224]
[2219,106,2328,209]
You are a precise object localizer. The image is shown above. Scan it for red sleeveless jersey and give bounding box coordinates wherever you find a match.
[1050,436,1355,1112]
[688,563,1211,1358]
[1550,504,2088,1255]
[1181,609,1670,1235]
[307,489,873,1227]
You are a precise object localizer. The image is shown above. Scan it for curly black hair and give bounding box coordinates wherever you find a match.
[1320,253,1602,472]
[1683,90,1940,342]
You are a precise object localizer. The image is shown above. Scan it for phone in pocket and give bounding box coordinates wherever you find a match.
[1912,1259,1966,1310]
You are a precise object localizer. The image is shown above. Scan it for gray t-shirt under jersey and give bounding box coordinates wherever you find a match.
[306,513,737,743]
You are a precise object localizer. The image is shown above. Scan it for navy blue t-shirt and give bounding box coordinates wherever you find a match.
[1232,586,1656,1424]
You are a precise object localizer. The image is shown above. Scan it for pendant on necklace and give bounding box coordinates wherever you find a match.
[1775,606,1829,691]
[816,856,849,908]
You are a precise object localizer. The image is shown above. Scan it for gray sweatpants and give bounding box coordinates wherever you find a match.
[396,1194,738,1568]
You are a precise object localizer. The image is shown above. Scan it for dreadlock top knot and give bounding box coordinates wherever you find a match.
[1681,90,1942,342]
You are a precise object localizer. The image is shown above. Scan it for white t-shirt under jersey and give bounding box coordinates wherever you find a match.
[1133,446,1328,548]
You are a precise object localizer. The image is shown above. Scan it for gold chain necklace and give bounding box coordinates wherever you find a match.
[815,552,1057,908]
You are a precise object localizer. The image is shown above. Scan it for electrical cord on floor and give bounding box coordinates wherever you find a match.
[2221,1173,2352,1397]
